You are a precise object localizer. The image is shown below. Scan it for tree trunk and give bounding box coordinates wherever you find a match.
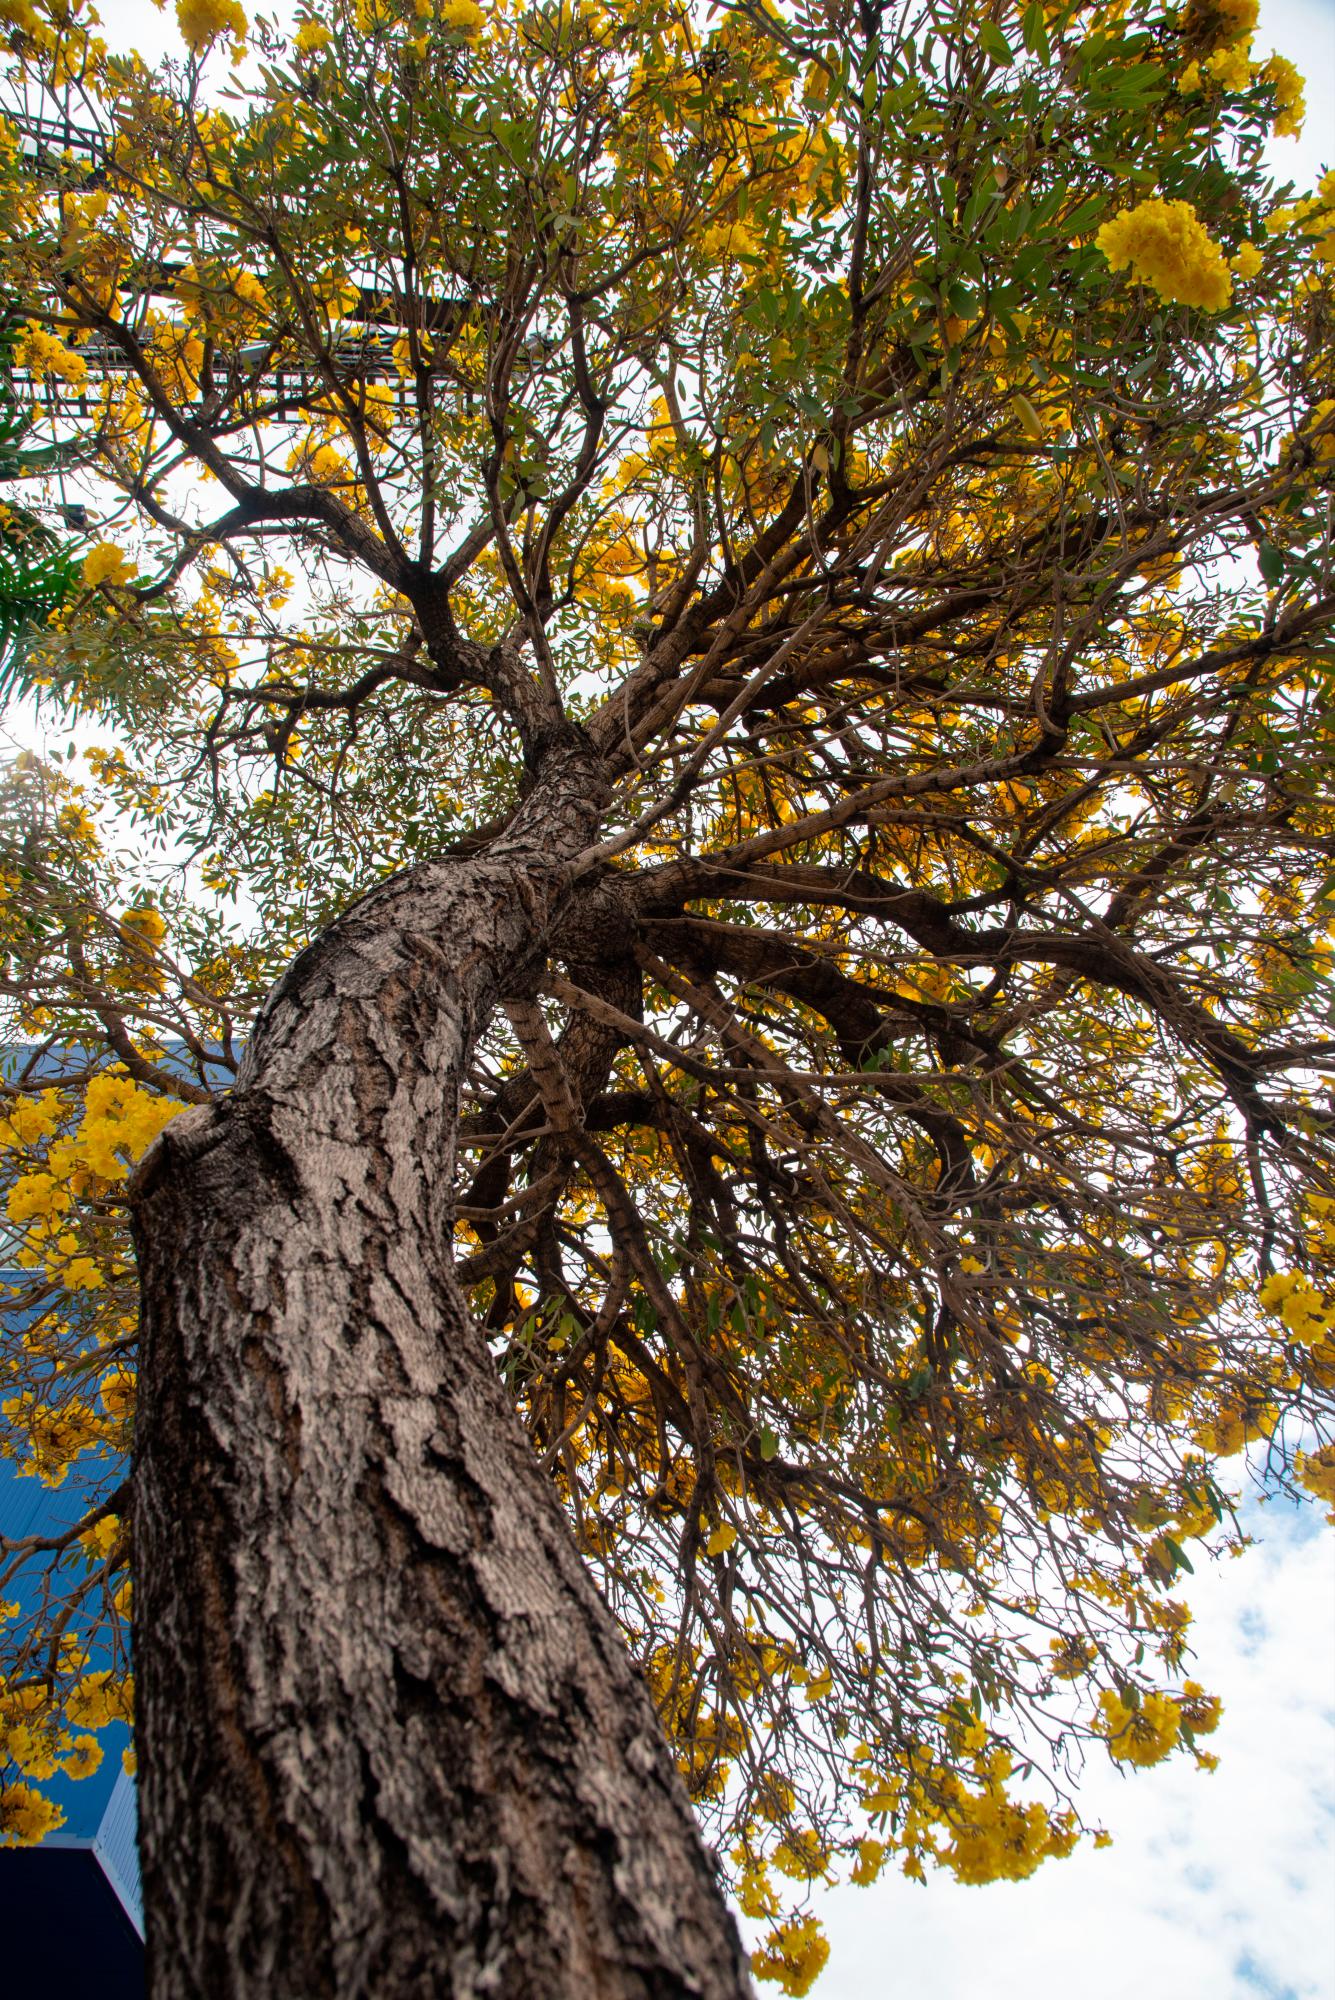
[129,737,754,1999]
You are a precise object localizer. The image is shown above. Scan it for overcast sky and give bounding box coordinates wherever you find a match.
[9,2,1335,1994]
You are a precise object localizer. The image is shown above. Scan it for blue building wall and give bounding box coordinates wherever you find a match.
[0,1275,145,1972]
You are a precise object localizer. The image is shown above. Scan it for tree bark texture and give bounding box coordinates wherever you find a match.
[129,737,754,2000]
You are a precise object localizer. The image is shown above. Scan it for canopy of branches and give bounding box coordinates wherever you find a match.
[0,0,1333,1986]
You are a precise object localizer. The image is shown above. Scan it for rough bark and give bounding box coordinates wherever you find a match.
[129,735,754,2000]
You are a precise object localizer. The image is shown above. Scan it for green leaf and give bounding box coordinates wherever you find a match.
[1022,2,1050,61]
[759,1425,779,1462]
[1257,542,1286,586]
[979,22,1013,65]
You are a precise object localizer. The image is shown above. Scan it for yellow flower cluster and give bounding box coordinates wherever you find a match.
[1097,1688,1179,1765]
[750,1915,830,1997]
[1178,20,1297,134]
[1210,0,1259,30]
[0,1090,63,1150]
[288,438,356,490]
[230,269,267,311]
[144,313,206,402]
[0,1657,135,1844]
[0,1664,129,1821]
[933,1724,1078,1885]
[5,1172,71,1227]
[0,1387,112,1482]
[81,543,136,589]
[0,0,45,37]
[1258,1269,1335,1347]
[64,1670,134,1732]
[1295,1444,1335,1522]
[176,0,247,53]
[440,0,485,37]
[118,903,166,948]
[13,320,87,388]
[848,1726,1078,1893]
[3,1072,182,1303]
[1177,1680,1224,1736]
[68,1072,183,1183]
[1263,53,1305,138]
[944,1792,1078,1885]
[1095,1681,1220,1767]
[1096,200,1232,312]
[0,1782,64,1846]
[1265,169,1335,269]
[1203,38,1253,91]
[1048,1632,1097,1679]
[3,1714,101,1784]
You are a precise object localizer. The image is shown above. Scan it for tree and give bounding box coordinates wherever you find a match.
[1,0,1334,1990]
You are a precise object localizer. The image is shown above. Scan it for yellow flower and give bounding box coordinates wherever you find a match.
[0,1090,64,1148]
[751,1914,830,1996]
[1259,1268,1334,1344]
[80,1514,122,1559]
[1296,1443,1335,1520]
[1204,38,1253,92]
[1048,1633,1096,1680]
[57,803,98,844]
[1211,0,1259,32]
[736,1857,778,1918]
[99,1368,135,1422]
[81,543,136,589]
[61,1735,103,1782]
[771,1826,830,1881]
[14,321,87,388]
[850,1836,887,1884]
[60,1256,105,1292]
[1263,53,1305,138]
[439,0,485,37]
[71,1073,183,1182]
[1096,1688,1181,1766]
[1176,1681,1223,1735]
[176,0,247,51]
[118,903,167,949]
[1302,400,1335,464]
[227,269,268,315]
[0,1782,65,1846]
[0,0,45,36]
[65,1671,133,1732]
[6,1172,71,1226]
[1230,241,1263,279]
[293,15,330,50]
[1096,199,1233,312]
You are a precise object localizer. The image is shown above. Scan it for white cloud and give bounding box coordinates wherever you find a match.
[802,1493,1335,2000]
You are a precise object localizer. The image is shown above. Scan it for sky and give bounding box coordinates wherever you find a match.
[800,1484,1335,2000]
[6,1,1335,1995]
